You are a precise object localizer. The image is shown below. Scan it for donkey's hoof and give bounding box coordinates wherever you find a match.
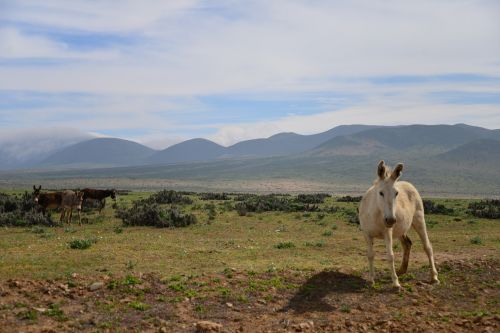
[430,277,440,285]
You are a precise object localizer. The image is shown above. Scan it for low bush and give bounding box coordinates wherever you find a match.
[199,192,230,200]
[422,200,454,215]
[68,238,95,249]
[336,195,362,202]
[116,199,197,228]
[467,199,500,219]
[0,192,54,227]
[295,193,331,204]
[147,190,193,205]
[234,194,320,213]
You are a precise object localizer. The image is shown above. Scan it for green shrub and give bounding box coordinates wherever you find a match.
[274,241,296,249]
[467,200,500,219]
[470,236,483,245]
[68,239,94,250]
[116,200,197,228]
[423,200,454,215]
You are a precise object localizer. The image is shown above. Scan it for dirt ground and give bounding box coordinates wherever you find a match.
[0,257,498,333]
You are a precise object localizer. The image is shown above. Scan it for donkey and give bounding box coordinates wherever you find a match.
[81,188,116,213]
[60,190,85,225]
[33,185,63,215]
[359,161,439,289]
[33,186,84,225]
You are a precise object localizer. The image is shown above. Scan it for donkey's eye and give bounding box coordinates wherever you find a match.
[395,191,399,197]
[379,191,384,197]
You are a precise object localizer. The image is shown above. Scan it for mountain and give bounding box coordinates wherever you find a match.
[147,125,378,164]
[225,125,378,157]
[41,138,156,167]
[310,124,496,157]
[435,138,500,165]
[147,138,226,164]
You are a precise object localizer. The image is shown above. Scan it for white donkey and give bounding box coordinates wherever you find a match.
[359,161,439,288]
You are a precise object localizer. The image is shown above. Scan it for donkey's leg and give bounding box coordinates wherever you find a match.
[60,209,65,223]
[397,235,412,275]
[77,208,82,226]
[383,228,400,288]
[364,233,375,285]
[68,208,73,225]
[412,214,439,284]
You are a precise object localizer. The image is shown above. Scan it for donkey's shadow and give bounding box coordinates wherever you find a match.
[283,271,367,313]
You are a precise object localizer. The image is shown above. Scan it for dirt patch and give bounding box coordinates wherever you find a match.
[0,258,498,332]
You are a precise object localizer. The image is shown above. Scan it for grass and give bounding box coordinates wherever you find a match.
[0,192,498,282]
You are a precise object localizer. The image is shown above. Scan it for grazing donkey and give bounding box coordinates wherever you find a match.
[60,190,85,225]
[359,161,439,288]
[81,188,116,213]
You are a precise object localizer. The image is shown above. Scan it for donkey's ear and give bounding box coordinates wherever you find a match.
[33,185,36,191]
[38,185,42,190]
[377,160,386,179]
[391,163,404,180]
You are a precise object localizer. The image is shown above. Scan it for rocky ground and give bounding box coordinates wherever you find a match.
[0,258,498,332]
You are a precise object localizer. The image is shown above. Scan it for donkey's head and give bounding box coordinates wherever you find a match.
[375,161,403,228]
[32,185,42,204]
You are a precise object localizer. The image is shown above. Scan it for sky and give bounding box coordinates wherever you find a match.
[1,0,500,150]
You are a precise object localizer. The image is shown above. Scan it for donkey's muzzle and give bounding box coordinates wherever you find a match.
[385,217,396,228]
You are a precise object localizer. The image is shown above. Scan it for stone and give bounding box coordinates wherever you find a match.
[195,320,223,333]
[88,282,104,291]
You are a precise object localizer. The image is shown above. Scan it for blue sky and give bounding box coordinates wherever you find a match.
[1,0,500,149]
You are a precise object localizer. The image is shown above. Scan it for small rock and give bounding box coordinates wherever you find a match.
[226,302,233,308]
[88,282,104,291]
[33,307,47,313]
[345,319,353,327]
[195,320,223,332]
[159,327,168,333]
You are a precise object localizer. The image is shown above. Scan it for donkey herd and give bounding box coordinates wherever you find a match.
[32,185,116,226]
[29,161,439,287]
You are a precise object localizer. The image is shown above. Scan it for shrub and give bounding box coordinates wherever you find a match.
[295,193,330,204]
[116,199,197,228]
[336,195,362,202]
[422,200,454,215]
[470,236,483,245]
[200,192,230,200]
[343,208,360,225]
[147,190,193,205]
[274,241,296,249]
[68,239,94,250]
[0,192,55,227]
[234,194,320,213]
[467,200,500,219]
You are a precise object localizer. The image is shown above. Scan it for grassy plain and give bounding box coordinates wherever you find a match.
[0,191,498,332]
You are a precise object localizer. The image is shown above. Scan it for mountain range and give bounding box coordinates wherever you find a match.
[1,123,499,196]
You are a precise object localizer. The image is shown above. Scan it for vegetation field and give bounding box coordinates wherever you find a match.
[0,190,498,332]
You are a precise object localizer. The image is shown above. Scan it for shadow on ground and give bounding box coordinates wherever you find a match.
[283,270,367,313]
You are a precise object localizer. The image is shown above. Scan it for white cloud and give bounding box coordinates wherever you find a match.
[0,0,499,149]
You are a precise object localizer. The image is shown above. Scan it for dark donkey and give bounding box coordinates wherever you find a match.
[81,188,117,213]
[32,186,85,225]
[32,185,63,215]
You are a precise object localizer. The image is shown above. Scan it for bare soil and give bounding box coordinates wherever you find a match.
[1,258,498,332]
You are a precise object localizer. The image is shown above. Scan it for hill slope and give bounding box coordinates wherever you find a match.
[147,138,226,164]
[41,138,156,167]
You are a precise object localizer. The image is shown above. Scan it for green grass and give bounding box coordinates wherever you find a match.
[0,192,498,281]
